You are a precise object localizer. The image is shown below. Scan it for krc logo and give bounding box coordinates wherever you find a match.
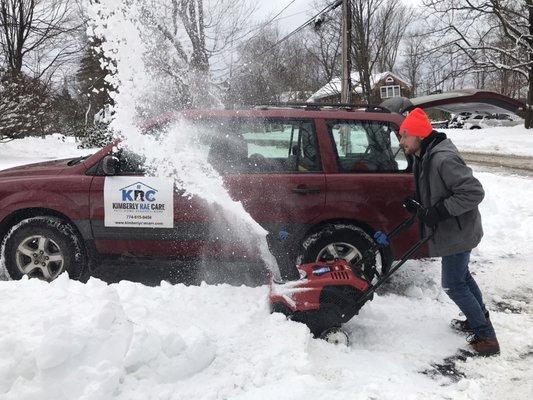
[120,182,158,202]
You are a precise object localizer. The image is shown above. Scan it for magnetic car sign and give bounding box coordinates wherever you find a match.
[104,177,174,228]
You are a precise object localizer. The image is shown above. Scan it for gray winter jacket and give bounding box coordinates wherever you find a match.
[414,134,484,257]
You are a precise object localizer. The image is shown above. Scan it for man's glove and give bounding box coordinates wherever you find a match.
[373,231,390,247]
[417,200,451,228]
[403,197,419,214]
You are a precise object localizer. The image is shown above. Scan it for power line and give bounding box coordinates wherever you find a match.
[210,10,311,71]
[218,0,300,57]
[222,0,343,80]
[263,0,299,30]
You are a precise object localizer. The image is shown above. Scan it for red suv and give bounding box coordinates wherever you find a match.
[0,91,522,282]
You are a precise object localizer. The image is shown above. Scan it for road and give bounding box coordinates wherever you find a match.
[462,151,533,176]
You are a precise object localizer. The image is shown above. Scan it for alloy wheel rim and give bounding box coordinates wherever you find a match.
[15,235,65,281]
[316,242,362,264]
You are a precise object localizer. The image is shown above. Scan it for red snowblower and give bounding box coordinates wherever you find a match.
[269,212,431,345]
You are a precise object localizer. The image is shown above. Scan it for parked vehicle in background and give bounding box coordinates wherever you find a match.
[430,120,449,129]
[463,113,523,130]
[447,112,473,129]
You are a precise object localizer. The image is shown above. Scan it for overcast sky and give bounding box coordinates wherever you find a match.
[257,0,423,32]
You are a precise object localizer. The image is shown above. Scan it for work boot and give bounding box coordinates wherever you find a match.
[468,334,500,356]
[451,311,490,334]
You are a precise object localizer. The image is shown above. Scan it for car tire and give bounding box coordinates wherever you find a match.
[296,224,392,281]
[1,217,88,282]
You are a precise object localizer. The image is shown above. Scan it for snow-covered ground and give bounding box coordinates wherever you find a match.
[0,135,95,170]
[0,134,532,399]
[442,125,533,157]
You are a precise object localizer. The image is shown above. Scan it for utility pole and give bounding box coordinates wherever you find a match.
[341,0,352,103]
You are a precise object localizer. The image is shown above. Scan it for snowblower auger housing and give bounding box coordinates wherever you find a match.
[269,212,432,343]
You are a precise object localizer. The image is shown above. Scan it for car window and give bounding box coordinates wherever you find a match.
[207,118,320,174]
[327,120,407,173]
[116,150,146,174]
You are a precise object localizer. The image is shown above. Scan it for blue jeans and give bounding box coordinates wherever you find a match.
[441,251,496,339]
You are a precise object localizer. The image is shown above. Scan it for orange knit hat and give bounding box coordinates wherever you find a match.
[399,108,433,138]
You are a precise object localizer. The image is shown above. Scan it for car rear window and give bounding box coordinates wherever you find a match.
[326,120,408,173]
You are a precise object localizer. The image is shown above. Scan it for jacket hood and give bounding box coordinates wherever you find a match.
[429,138,461,156]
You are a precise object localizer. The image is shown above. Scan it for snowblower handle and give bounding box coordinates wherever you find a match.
[377,198,424,243]
[385,199,425,238]
[354,233,433,307]
[385,214,417,240]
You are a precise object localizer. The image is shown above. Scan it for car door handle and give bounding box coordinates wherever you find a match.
[292,186,321,195]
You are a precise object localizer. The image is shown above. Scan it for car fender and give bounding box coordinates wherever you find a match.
[0,181,93,240]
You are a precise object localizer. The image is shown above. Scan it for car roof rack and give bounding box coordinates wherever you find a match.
[229,102,391,113]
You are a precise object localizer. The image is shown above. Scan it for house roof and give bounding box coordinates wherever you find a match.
[307,71,411,102]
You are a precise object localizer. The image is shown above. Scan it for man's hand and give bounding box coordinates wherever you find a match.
[403,197,419,214]
[417,207,440,227]
[417,200,451,228]
[373,231,390,247]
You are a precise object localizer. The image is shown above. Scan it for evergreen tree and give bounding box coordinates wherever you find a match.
[77,37,115,123]
[75,37,116,147]
[0,71,50,142]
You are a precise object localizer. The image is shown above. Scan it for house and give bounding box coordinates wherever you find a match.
[307,71,412,104]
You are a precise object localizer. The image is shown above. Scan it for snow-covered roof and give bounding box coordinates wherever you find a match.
[307,71,410,102]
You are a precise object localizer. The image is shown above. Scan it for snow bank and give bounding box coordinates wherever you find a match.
[442,126,533,157]
[0,265,531,399]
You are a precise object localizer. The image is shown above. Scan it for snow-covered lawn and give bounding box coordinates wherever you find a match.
[0,135,95,170]
[442,125,533,157]
[0,135,532,399]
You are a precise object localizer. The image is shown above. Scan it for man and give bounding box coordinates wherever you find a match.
[398,108,499,356]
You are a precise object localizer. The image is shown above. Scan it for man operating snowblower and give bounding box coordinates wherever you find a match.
[398,108,500,356]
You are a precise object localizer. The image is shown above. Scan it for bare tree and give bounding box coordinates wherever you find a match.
[307,8,342,85]
[349,0,412,102]
[423,0,532,128]
[401,32,425,96]
[140,0,257,108]
[225,26,324,105]
[375,0,412,72]
[0,0,82,81]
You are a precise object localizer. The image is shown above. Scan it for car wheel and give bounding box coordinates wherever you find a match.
[297,224,391,281]
[1,217,88,282]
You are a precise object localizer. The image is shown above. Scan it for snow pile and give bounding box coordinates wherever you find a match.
[0,135,94,170]
[0,263,531,399]
[442,125,533,157]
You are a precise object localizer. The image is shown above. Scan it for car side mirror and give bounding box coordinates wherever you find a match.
[102,155,119,176]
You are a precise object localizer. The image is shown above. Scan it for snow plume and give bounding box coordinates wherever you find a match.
[87,0,280,280]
